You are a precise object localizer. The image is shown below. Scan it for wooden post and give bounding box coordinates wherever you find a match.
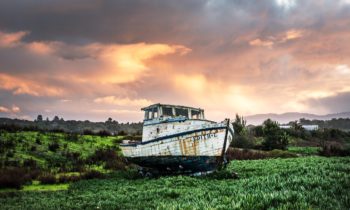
[219,119,230,169]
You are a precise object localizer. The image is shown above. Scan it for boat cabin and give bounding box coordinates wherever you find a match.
[142,103,205,121]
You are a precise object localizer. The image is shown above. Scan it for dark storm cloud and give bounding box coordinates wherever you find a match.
[0,0,349,53]
[0,0,309,45]
[1,0,350,121]
[305,92,350,113]
[0,0,205,44]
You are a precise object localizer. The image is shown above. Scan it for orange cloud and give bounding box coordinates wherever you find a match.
[0,31,28,47]
[0,73,64,96]
[172,73,263,118]
[94,96,153,107]
[249,38,274,47]
[284,30,303,41]
[0,105,21,113]
[26,41,56,54]
[0,106,10,113]
[92,43,191,84]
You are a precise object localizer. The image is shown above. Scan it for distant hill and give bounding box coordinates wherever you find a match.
[245,112,350,125]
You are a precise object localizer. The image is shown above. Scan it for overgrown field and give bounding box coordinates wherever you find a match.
[1,156,349,210]
[0,131,123,169]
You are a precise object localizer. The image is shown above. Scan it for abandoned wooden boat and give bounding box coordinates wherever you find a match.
[120,103,234,174]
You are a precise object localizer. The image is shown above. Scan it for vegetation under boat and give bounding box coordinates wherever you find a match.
[120,104,234,174]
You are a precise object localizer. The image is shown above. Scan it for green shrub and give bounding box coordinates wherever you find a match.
[58,175,81,183]
[48,141,60,152]
[23,159,37,168]
[226,148,269,160]
[0,167,29,189]
[262,119,289,150]
[319,144,350,157]
[38,173,56,184]
[82,170,105,180]
[267,149,298,158]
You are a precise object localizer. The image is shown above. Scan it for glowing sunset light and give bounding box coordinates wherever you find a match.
[0,0,349,122]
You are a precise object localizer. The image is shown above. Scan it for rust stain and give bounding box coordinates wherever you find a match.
[179,139,184,155]
[182,139,189,155]
[193,138,198,155]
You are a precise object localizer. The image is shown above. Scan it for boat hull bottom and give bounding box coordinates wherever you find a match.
[126,156,224,174]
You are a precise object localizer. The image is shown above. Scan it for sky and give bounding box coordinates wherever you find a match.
[0,0,350,122]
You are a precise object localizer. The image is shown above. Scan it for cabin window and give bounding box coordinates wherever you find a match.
[175,108,188,117]
[191,110,201,119]
[146,107,158,120]
[162,107,173,117]
[151,107,158,119]
[153,110,158,118]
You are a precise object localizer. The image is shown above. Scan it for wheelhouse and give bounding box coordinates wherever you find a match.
[141,103,205,121]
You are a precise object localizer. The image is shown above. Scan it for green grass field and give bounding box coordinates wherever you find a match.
[1,156,349,210]
[0,131,122,169]
[287,146,320,155]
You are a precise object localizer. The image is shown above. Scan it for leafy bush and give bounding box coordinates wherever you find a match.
[23,158,38,168]
[319,144,350,157]
[226,148,297,160]
[58,175,81,183]
[105,157,127,170]
[226,148,269,160]
[30,145,37,152]
[262,119,289,150]
[0,167,30,189]
[231,135,255,149]
[89,148,115,163]
[83,129,95,135]
[48,141,60,152]
[117,130,127,136]
[268,149,298,158]
[38,173,56,184]
[97,130,111,137]
[82,170,105,179]
[65,133,79,141]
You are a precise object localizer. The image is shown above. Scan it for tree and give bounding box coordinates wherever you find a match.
[36,115,43,122]
[262,119,289,150]
[106,117,113,123]
[231,114,254,149]
[290,121,303,131]
[232,114,246,136]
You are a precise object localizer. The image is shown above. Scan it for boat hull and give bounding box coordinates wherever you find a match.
[121,123,233,173]
[126,156,222,173]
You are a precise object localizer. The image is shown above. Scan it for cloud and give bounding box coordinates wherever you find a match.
[304,91,350,113]
[275,0,296,10]
[335,64,350,75]
[1,1,350,121]
[0,106,10,113]
[0,105,20,113]
[0,30,190,96]
[0,31,28,47]
[249,38,274,47]
[0,73,64,96]
[283,29,303,41]
[94,96,153,107]
[249,29,303,48]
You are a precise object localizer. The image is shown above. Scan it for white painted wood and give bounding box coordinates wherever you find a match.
[121,104,234,158]
[121,120,233,157]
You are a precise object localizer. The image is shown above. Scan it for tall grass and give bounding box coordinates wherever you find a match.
[1,156,349,209]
